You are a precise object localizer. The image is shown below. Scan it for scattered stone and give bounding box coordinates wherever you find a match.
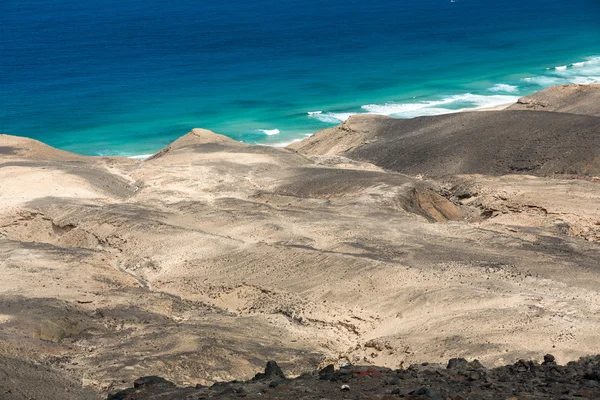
[319,364,335,381]
[468,371,480,381]
[447,358,468,370]
[109,355,600,399]
[264,360,285,379]
[319,364,335,376]
[543,354,557,365]
[468,360,485,370]
[253,360,285,381]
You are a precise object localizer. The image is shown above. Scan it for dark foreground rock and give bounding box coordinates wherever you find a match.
[108,355,600,399]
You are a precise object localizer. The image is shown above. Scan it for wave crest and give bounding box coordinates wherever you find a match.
[258,128,280,136]
[524,56,600,86]
[489,84,519,93]
[306,55,599,125]
[308,93,518,123]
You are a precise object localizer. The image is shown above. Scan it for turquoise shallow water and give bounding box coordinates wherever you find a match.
[1,0,599,156]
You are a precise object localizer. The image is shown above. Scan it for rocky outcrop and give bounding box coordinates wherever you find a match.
[108,356,600,399]
[508,84,600,116]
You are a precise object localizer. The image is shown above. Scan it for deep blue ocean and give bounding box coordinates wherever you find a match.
[1,0,599,157]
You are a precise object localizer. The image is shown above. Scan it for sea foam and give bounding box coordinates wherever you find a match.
[361,97,456,115]
[258,129,281,135]
[309,112,355,123]
[449,93,520,109]
[306,55,598,126]
[489,84,519,93]
[308,93,519,123]
[270,133,313,147]
[129,154,153,160]
[523,56,600,87]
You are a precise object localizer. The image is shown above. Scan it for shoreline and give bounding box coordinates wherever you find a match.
[1,84,600,398]
[468,101,515,112]
[127,102,517,159]
[10,54,598,159]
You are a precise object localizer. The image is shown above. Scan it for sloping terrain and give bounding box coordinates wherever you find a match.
[508,84,600,116]
[289,111,600,177]
[1,85,600,399]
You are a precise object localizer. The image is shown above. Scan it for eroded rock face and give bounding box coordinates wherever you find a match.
[2,85,600,399]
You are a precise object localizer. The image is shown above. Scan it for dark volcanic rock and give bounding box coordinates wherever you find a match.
[251,360,286,381]
[290,111,600,178]
[447,357,468,370]
[109,355,600,399]
[134,376,176,389]
[543,354,557,365]
[318,363,335,380]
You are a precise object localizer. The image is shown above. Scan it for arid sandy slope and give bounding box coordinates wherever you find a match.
[1,84,600,399]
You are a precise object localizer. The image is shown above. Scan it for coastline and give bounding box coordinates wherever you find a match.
[468,102,515,112]
[129,55,600,159]
[1,84,600,398]
[3,53,599,158]
[126,102,516,158]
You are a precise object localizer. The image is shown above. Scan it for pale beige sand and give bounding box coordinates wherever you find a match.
[1,85,600,398]
[469,102,513,112]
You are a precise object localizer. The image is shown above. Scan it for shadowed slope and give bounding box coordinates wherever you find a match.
[289,111,600,177]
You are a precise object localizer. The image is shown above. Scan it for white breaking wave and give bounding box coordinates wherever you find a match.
[258,128,280,136]
[523,76,565,86]
[361,97,456,115]
[489,83,519,93]
[306,55,599,125]
[97,150,153,160]
[524,56,600,87]
[309,112,355,123]
[308,93,519,123]
[129,154,154,160]
[270,133,313,147]
[449,93,520,109]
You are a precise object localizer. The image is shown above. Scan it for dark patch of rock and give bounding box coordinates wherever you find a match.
[544,354,557,365]
[109,355,600,399]
[252,360,286,381]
